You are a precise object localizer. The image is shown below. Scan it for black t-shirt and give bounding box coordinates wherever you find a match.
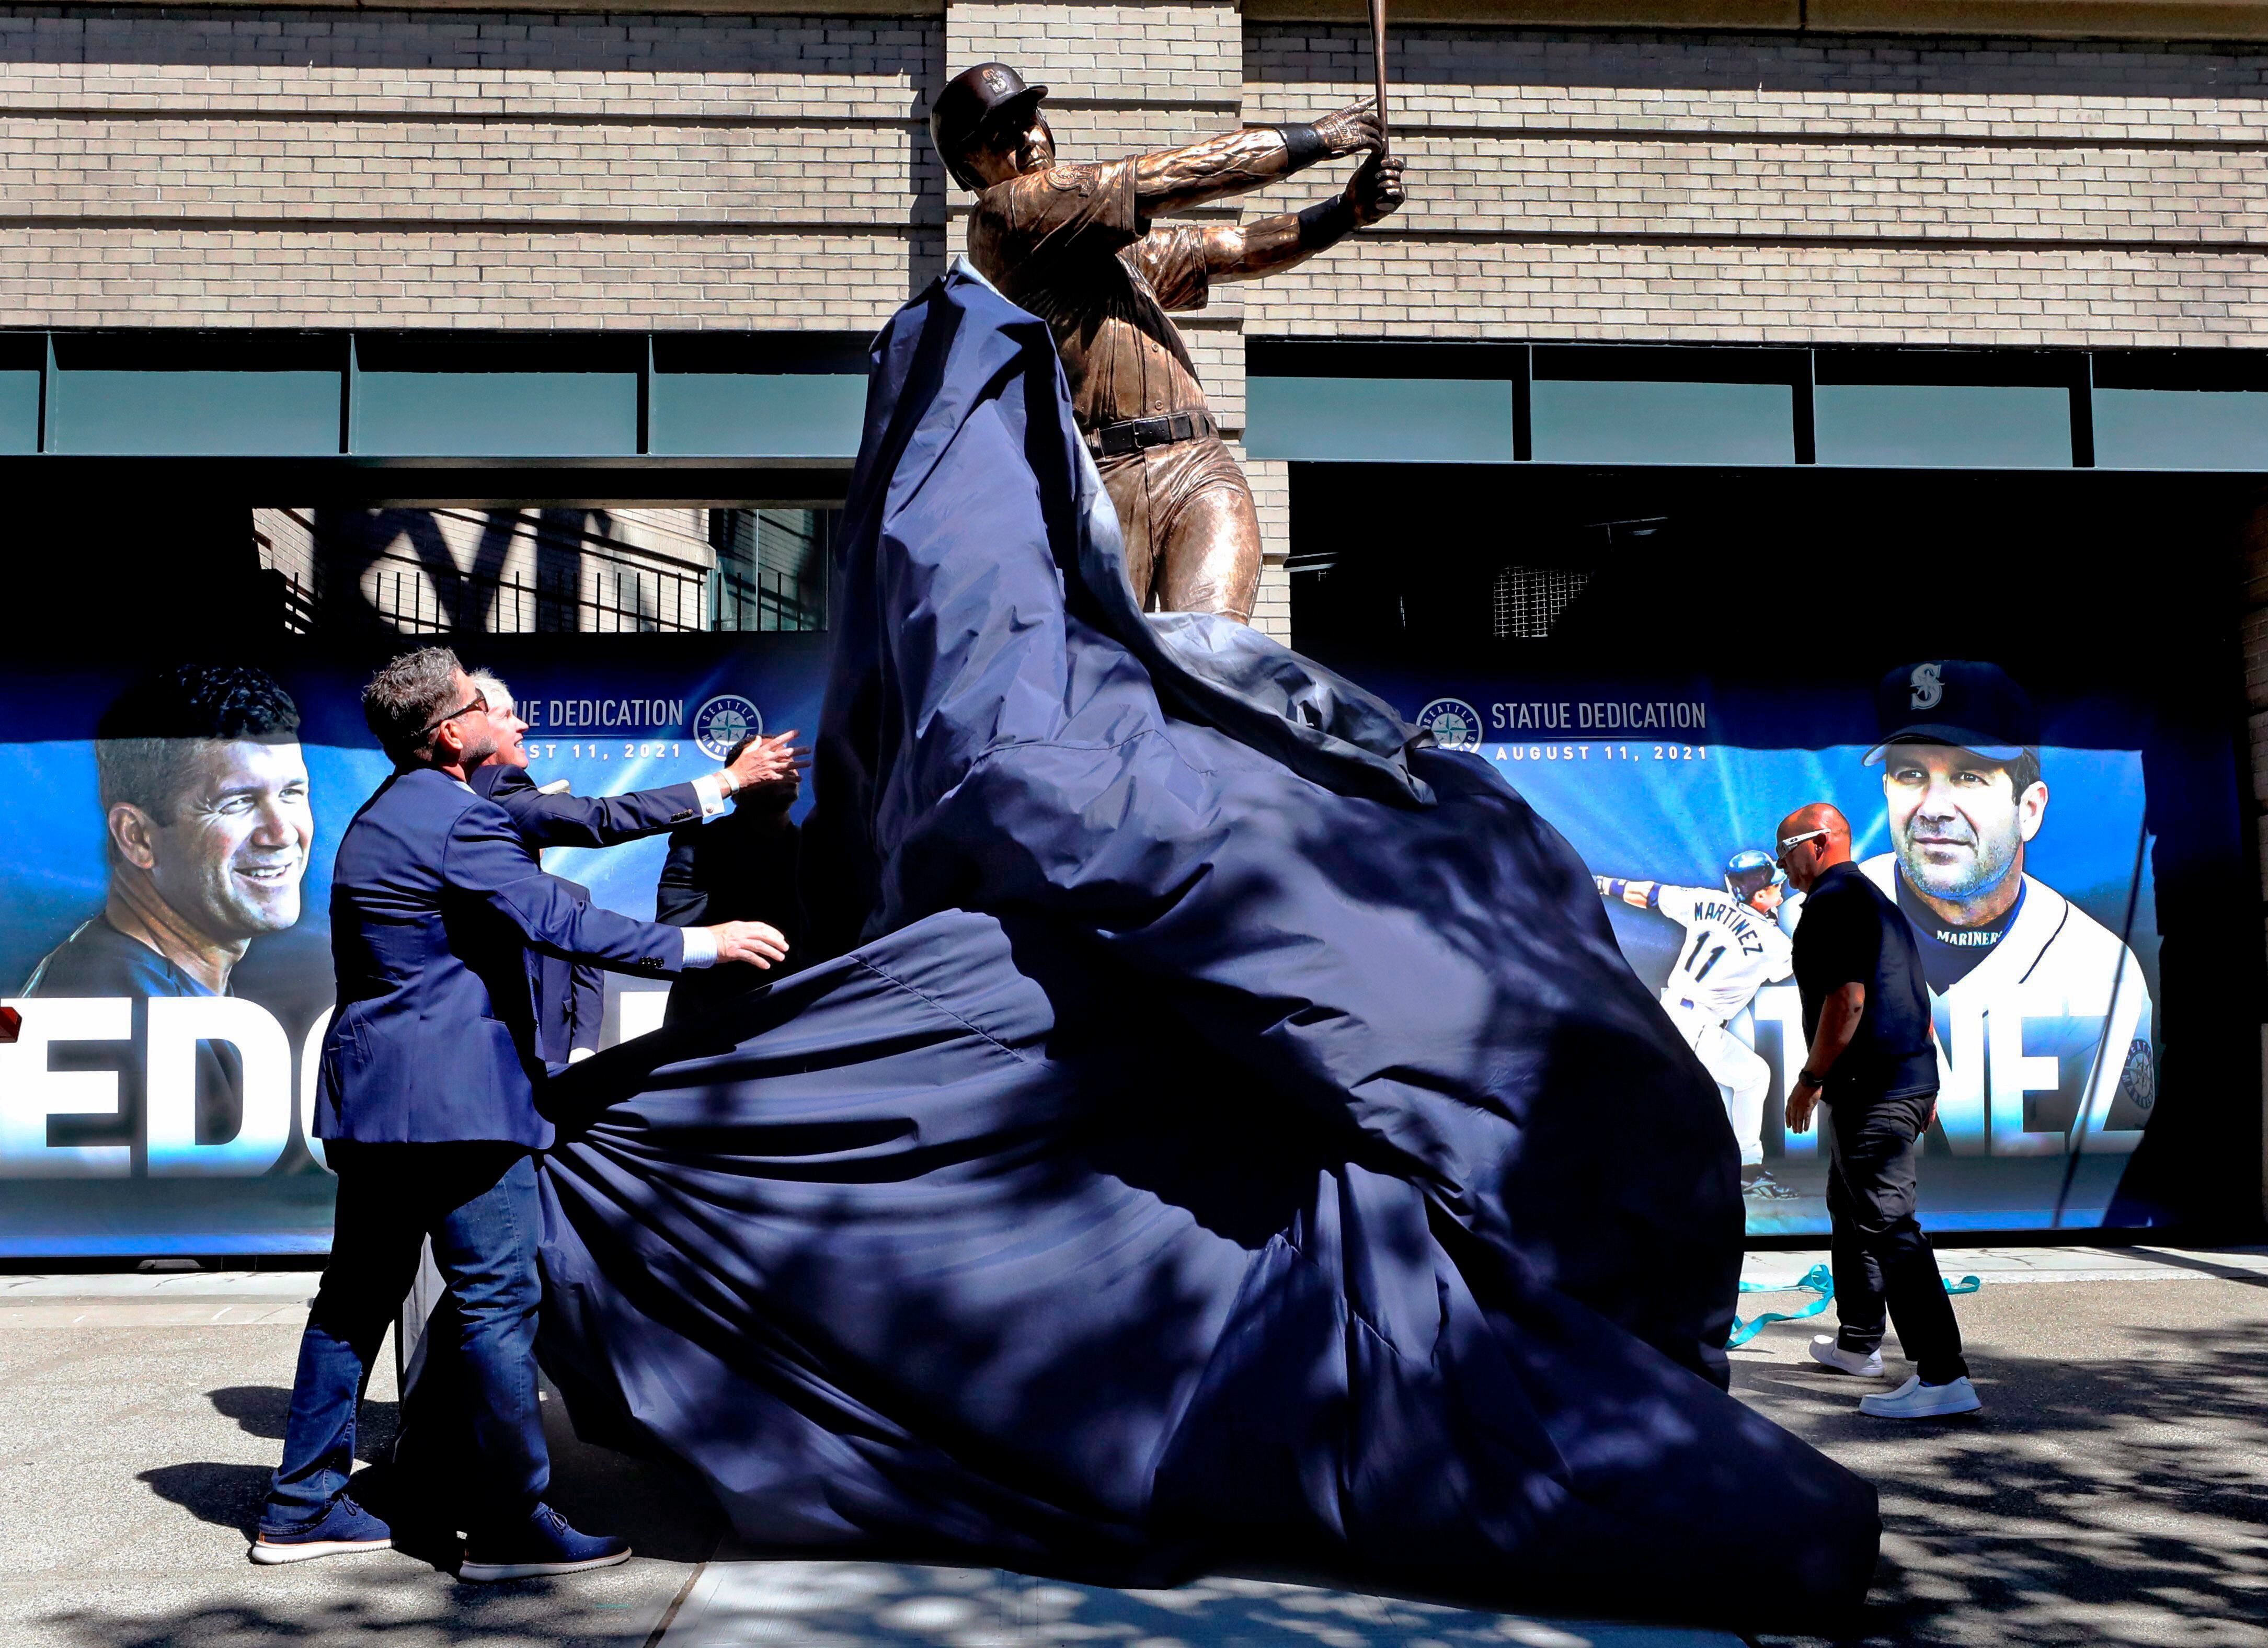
[1791,862,1939,1101]
[657,804,805,1026]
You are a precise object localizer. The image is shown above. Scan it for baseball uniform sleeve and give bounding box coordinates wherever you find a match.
[1127,225,1210,313]
[972,159,1141,287]
[1653,885,1700,926]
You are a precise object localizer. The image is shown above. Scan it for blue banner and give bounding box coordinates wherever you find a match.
[1367,665,2170,1236]
[0,635,829,1255]
[0,636,2215,1251]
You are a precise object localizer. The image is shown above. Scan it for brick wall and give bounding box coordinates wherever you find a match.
[0,7,946,329]
[14,7,2268,649]
[1243,24,2268,347]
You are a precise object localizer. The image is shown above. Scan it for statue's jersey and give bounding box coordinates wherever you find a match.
[1651,884,1794,1025]
[967,157,1213,432]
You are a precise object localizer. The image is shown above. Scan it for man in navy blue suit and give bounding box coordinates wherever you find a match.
[464,667,800,854]
[254,647,788,1578]
[462,667,804,1063]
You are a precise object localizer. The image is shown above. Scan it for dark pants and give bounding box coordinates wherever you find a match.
[1825,1090,1969,1386]
[261,1142,549,1535]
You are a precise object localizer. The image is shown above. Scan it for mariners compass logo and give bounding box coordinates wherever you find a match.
[1415,697,1484,755]
[691,695,764,761]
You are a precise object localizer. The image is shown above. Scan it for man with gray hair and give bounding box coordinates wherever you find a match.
[465,667,801,853]
[258,646,789,1577]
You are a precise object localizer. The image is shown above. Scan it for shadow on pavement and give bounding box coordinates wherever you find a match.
[203,1384,399,1460]
[35,1587,666,1648]
[1747,1321,2268,1646]
[146,1381,723,1567]
[138,1462,273,1535]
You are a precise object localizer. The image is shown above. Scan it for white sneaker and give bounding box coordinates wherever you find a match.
[1808,1335,1882,1378]
[1861,1375,1983,1418]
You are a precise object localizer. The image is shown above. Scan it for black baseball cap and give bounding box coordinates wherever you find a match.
[930,63,1049,192]
[1863,659,2038,766]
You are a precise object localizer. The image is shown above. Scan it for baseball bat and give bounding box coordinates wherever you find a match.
[1369,0,1390,156]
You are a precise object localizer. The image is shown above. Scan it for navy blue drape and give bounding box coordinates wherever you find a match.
[528,266,1879,1624]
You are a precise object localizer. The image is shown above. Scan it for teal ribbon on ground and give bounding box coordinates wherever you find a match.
[1729,1265,1981,1349]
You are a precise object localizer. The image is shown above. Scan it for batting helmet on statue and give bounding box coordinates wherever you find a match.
[930,63,1050,192]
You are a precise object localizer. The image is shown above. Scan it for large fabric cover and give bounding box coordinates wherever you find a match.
[529,267,1880,1623]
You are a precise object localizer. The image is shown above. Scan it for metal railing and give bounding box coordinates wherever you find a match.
[715,562,828,633]
[259,508,835,636]
[356,551,709,635]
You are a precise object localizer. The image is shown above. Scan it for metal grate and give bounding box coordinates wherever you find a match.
[254,506,838,636]
[356,552,711,635]
[1491,564,1592,639]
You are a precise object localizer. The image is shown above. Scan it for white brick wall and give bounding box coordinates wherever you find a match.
[0,9,946,326]
[13,8,2268,645]
[0,225,943,328]
[1246,24,2268,348]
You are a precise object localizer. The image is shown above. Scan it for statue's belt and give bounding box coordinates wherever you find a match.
[1087,409,1218,457]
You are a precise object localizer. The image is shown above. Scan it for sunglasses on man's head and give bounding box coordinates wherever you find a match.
[1775,828,1828,862]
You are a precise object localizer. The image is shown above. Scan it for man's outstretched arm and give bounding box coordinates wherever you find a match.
[1187,152,1405,284]
[1129,99,1384,216]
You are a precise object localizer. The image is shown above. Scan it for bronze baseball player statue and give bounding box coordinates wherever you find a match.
[931,63,1406,624]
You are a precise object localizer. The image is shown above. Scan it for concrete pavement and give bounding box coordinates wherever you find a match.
[3,1251,2264,1647]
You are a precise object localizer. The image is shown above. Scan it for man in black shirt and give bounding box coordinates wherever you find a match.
[1780,802,1980,1419]
[657,735,806,1028]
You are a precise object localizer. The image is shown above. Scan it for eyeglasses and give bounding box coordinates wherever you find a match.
[416,691,488,742]
[1774,828,1828,863]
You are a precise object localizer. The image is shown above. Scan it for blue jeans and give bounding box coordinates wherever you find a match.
[262,1143,549,1535]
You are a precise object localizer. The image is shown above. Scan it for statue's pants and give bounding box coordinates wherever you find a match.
[1096,433,1261,621]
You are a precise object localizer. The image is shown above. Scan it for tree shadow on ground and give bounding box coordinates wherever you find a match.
[37,1585,668,1648]
[142,1381,721,1567]
[206,1385,398,1459]
[1744,1318,2268,1647]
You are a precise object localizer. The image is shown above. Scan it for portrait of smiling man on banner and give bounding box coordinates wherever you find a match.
[1857,660,2155,1158]
[17,664,312,1178]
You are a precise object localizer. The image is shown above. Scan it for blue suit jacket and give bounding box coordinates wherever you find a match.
[316,766,689,1148]
[470,762,704,849]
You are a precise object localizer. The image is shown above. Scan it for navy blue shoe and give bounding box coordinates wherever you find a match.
[250,1494,393,1565]
[458,1503,631,1582]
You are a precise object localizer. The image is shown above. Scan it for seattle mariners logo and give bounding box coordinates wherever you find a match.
[2117,1039,2157,1112]
[1415,697,1484,754]
[691,694,763,761]
[1909,662,1945,711]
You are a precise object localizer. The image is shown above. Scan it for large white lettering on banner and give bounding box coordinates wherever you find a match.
[1,997,331,1178]
[0,998,133,1178]
[145,996,295,1176]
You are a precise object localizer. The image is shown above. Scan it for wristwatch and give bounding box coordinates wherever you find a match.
[1795,1067,1826,1089]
